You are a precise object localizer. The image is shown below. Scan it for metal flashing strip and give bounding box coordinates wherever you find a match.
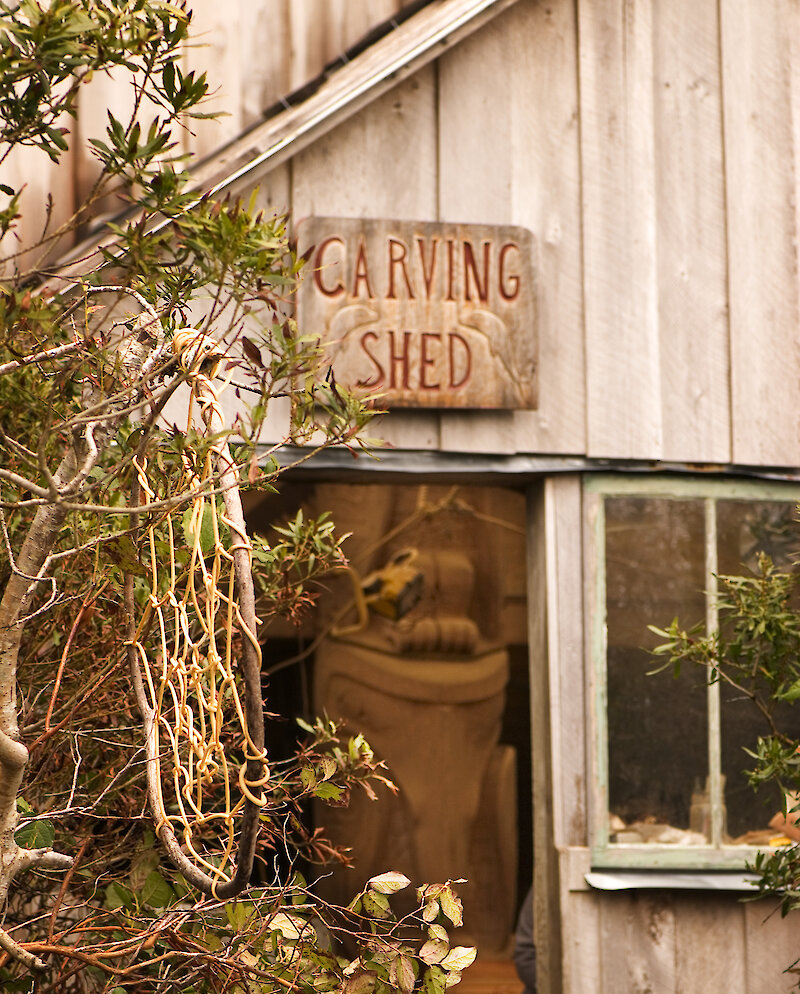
[264,446,800,483]
[585,870,759,892]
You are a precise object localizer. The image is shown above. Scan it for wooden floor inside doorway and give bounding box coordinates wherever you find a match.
[460,959,521,994]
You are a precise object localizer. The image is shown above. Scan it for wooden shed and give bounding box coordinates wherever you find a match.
[47,0,800,991]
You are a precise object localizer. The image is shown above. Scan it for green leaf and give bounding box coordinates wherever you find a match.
[319,755,337,780]
[267,912,311,940]
[107,535,147,576]
[128,850,159,891]
[15,818,55,849]
[182,501,216,554]
[368,871,411,895]
[313,781,344,801]
[140,869,174,908]
[422,900,440,922]
[440,947,476,972]
[422,965,447,994]
[389,954,416,994]
[419,939,449,965]
[361,890,393,920]
[781,678,800,702]
[439,887,463,927]
[105,880,135,911]
[226,900,254,931]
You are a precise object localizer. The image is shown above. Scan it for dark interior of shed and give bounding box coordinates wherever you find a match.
[244,479,532,959]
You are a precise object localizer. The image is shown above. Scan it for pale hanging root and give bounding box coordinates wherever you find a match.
[126,331,268,898]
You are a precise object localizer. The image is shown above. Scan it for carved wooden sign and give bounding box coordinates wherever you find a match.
[297,217,537,409]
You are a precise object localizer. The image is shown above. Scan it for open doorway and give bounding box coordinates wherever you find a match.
[245,480,531,959]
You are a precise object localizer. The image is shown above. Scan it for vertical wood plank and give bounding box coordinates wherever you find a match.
[74,65,137,210]
[437,0,585,455]
[744,900,800,993]
[291,67,441,451]
[2,143,75,276]
[721,0,800,467]
[582,486,607,849]
[546,473,589,994]
[239,0,293,127]
[653,0,731,463]
[291,66,437,220]
[527,481,563,994]
[546,475,588,849]
[246,163,291,217]
[287,0,334,92]
[186,0,411,132]
[439,414,518,455]
[599,893,676,993]
[183,0,244,158]
[366,413,442,451]
[675,896,746,993]
[560,891,602,994]
[579,0,662,459]
[286,0,404,93]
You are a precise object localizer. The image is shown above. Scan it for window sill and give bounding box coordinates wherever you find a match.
[591,843,771,873]
[585,869,759,891]
[561,845,770,892]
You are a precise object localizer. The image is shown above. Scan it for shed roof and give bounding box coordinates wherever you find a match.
[188,0,521,198]
[61,0,518,272]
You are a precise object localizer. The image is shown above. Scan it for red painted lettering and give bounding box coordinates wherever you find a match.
[356,331,384,388]
[445,239,456,301]
[387,238,415,299]
[352,236,374,298]
[313,237,345,297]
[420,332,442,390]
[498,242,521,301]
[417,237,439,299]
[388,330,412,388]
[463,240,490,303]
[448,332,471,389]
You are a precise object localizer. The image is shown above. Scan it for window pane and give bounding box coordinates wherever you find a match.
[606,497,709,844]
[717,499,800,844]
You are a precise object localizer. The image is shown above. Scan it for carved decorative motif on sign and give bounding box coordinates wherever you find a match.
[297,218,537,410]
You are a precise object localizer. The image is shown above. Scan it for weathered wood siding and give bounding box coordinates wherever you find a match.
[560,886,800,994]
[7,0,800,467]
[243,0,799,470]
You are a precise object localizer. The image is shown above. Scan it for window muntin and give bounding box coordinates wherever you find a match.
[587,476,800,869]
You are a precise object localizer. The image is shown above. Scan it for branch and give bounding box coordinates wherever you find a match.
[0,286,167,970]
[0,339,85,378]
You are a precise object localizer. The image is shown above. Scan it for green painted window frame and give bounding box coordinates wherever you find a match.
[585,474,800,871]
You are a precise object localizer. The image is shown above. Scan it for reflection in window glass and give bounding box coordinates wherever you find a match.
[606,497,709,844]
[717,500,800,843]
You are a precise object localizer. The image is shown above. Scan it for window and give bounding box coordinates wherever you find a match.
[586,475,800,869]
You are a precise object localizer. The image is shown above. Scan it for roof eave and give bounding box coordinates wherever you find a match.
[190,0,522,197]
[53,0,518,279]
